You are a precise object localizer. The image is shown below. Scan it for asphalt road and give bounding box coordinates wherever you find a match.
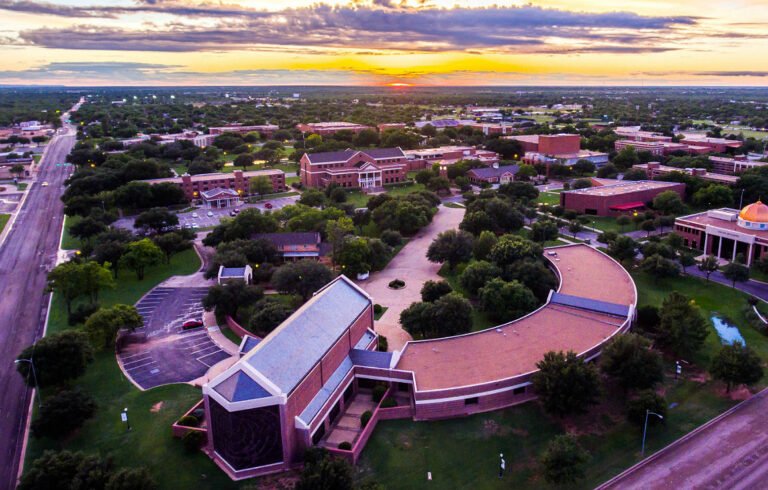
[0,105,79,489]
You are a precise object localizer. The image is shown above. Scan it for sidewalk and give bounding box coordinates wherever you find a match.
[685,267,768,302]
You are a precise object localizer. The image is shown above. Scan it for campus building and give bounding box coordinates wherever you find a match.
[614,139,710,156]
[299,148,408,189]
[252,232,331,262]
[296,122,370,136]
[0,156,33,179]
[506,134,609,167]
[200,245,636,480]
[708,156,768,175]
[632,162,739,186]
[674,201,768,266]
[142,169,285,203]
[560,179,686,216]
[679,135,743,153]
[466,164,520,185]
[403,146,499,171]
[209,125,280,139]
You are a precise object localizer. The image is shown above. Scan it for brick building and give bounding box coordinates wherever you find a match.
[674,202,768,266]
[198,245,636,480]
[143,169,285,202]
[466,164,520,185]
[300,148,408,189]
[403,146,499,171]
[680,135,743,153]
[708,156,768,175]
[296,122,370,136]
[560,179,686,216]
[633,162,739,186]
[614,139,710,156]
[507,134,608,168]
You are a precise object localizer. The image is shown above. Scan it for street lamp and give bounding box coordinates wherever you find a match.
[641,409,664,457]
[121,407,131,431]
[14,358,42,408]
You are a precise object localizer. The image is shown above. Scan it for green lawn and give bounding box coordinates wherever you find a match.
[751,268,768,283]
[347,182,427,209]
[16,182,28,190]
[24,249,242,489]
[359,272,768,489]
[0,213,9,234]
[374,306,389,321]
[60,215,82,250]
[536,191,561,206]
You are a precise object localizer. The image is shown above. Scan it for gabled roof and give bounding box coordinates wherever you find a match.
[213,371,272,402]
[243,276,371,395]
[364,147,406,159]
[201,187,239,199]
[253,232,321,247]
[304,147,404,165]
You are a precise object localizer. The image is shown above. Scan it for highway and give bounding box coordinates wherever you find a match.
[0,102,79,489]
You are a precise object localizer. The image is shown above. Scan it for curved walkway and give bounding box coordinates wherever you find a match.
[358,205,465,350]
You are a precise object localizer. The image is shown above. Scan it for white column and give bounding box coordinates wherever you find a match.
[732,240,738,261]
[748,242,754,266]
[717,238,723,259]
[703,233,708,254]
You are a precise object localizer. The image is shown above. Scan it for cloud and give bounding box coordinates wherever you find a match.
[640,70,768,77]
[5,2,698,54]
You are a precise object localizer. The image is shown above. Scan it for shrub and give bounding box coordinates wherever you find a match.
[377,335,388,352]
[540,434,590,485]
[360,410,373,428]
[372,384,387,403]
[373,304,383,315]
[31,389,96,439]
[626,390,667,425]
[182,430,206,453]
[337,441,352,450]
[177,415,198,427]
[380,398,398,408]
[380,230,403,247]
[388,279,405,289]
[68,303,101,326]
[191,408,205,420]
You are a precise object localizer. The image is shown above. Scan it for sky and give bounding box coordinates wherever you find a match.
[0,0,767,86]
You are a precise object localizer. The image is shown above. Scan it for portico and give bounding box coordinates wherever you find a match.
[201,188,241,208]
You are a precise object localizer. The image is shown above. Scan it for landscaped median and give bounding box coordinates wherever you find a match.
[23,248,244,489]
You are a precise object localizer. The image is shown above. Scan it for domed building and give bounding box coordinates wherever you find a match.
[674,200,768,266]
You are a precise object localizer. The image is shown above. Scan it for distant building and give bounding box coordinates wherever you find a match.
[300,148,407,189]
[252,232,330,262]
[142,169,285,203]
[506,134,609,168]
[560,179,686,216]
[468,122,516,136]
[0,156,33,179]
[414,119,475,130]
[467,164,520,185]
[218,265,253,285]
[377,123,407,132]
[403,146,499,171]
[674,201,768,266]
[679,135,743,153]
[614,139,710,156]
[708,156,768,175]
[209,125,280,139]
[633,162,739,186]
[296,122,370,136]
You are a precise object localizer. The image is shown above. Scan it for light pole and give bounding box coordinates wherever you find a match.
[739,188,746,209]
[641,409,664,457]
[122,407,131,431]
[15,358,42,408]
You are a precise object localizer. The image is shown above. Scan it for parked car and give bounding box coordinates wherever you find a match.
[229,211,236,217]
[207,211,214,217]
[234,208,241,214]
[191,223,200,229]
[41,181,49,187]
[182,319,204,330]
[191,212,199,218]
[264,202,273,209]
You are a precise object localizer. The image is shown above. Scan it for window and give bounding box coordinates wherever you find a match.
[464,397,479,405]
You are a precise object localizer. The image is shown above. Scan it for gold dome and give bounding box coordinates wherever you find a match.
[739,200,768,223]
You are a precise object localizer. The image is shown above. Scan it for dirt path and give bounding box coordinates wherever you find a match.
[358,205,464,350]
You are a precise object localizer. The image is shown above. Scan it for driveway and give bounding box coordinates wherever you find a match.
[358,205,465,350]
[685,267,768,302]
[117,285,230,389]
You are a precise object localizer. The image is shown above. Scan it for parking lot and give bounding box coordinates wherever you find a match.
[117,286,231,389]
[113,195,299,231]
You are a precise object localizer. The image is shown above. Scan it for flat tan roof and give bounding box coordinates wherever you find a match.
[394,245,636,392]
[565,180,680,197]
[678,212,768,241]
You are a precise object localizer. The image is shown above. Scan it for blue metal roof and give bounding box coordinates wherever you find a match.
[550,292,629,318]
[213,371,271,402]
[240,335,261,354]
[354,330,376,350]
[350,349,393,369]
[298,356,354,426]
[221,267,246,277]
[469,164,520,179]
[245,277,370,394]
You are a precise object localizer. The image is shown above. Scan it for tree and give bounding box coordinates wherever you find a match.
[426,176,451,194]
[504,258,558,302]
[516,164,538,181]
[414,169,434,185]
[622,168,649,181]
[10,163,25,178]
[106,467,158,490]
[326,216,354,266]
[612,146,640,170]
[653,191,685,215]
[568,219,584,238]
[70,217,107,246]
[698,255,719,281]
[18,451,111,490]
[152,231,192,264]
[93,240,127,278]
[249,175,273,199]
[84,304,143,348]
[680,252,696,275]
[16,331,94,387]
[530,220,559,243]
[597,163,618,178]
[572,178,592,190]
[119,239,164,280]
[271,260,333,301]
[641,219,657,237]
[616,215,631,232]
[472,230,497,261]
[133,208,178,235]
[532,350,600,417]
[710,342,764,393]
[295,451,354,490]
[608,235,637,265]
[336,237,371,277]
[234,153,254,170]
[658,292,709,356]
[459,260,502,297]
[540,434,590,485]
[479,278,537,323]
[202,282,263,319]
[31,389,96,439]
[693,184,733,209]
[600,333,664,390]
[421,280,453,303]
[248,299,294,336]
[299,188,327,208]
[626,390,667,425]
[572,159,595,176]
[722,261,750,288]
[400,293,472,339]
[640,254,680,279]
[426,230,474,269]
[488,235,542,268]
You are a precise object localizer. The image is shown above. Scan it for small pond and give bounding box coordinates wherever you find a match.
[711,316,746,345]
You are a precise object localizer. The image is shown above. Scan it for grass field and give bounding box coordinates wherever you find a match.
[60,215,82,250]
[359,272,767,489]
[23,249,245,490]
[346,182,427,208]
[536,191,561,206]
[0,213,9,234]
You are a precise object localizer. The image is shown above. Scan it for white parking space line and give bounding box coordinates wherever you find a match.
[190,344,219,356]
[125,359,157,370]
[121,352,152,362]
